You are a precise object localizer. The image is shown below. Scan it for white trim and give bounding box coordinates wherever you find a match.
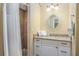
[27,4,31,56]
[19,4,30,56]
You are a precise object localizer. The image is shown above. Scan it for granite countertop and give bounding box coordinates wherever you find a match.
[34,35,72,42]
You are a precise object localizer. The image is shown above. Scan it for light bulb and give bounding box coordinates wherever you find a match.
[46,7,51,12]
[50,5,54,9]
[54,6,59,10]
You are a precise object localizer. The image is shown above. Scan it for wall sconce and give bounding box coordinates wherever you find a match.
[46,3,59,12]
[46,6,51,12]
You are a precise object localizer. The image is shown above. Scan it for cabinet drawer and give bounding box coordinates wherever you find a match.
[34,39,41,44]
[58,41,71,47]
[33,45,41,56]
[58,46,71,56]
[41,39,58,46]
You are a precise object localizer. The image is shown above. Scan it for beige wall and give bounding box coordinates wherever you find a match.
[30,4,40,34]
[29,3,40,55]
[40,3,70,35]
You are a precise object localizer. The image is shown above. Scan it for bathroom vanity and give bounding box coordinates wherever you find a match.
[33,35,72,56]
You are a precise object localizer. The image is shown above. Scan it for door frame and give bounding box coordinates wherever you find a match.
[19,3,30,56]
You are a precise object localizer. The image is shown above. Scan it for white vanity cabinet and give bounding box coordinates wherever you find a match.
[40,40,58,56]
[41,45,58,56]
[33,36,72,56]
[33,39,41,56]
[58,41,71,56]
[58,46,71,56]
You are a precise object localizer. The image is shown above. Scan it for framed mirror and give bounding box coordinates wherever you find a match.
[48,15,59,29]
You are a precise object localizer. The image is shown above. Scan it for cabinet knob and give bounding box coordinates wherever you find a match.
[36,40,40,41]
[61,43,67,45]
[56,47,58,48]
[61,50,67,53]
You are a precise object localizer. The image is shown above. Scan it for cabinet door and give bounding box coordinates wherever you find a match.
[58,46,71,56]
[34,44,41,56]
[40,45,58,56]
[33,39,41,56]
